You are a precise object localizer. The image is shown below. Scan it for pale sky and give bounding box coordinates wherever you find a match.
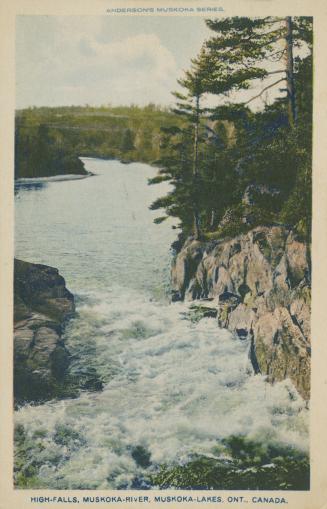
[16,15,290,110]
[16,16,213,109]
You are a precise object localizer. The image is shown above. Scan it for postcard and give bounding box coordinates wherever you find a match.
[0,0,326,508]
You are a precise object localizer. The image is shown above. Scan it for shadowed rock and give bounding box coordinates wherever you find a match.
[14,259,75,404]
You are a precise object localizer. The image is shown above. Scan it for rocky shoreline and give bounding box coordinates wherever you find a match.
[171,226,311,400]
[14,259,75,405]
[14,225,311,403]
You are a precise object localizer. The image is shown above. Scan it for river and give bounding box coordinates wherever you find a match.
[14,158,309,489]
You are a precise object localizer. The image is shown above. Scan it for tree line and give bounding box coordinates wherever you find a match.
[14,105,183,178]
[149,16,313,243]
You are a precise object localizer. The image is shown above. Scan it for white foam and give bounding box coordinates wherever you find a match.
[14,159,309,489]
[15,288,309,489]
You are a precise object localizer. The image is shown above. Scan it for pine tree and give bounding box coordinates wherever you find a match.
[149,50,213,238]
[149,17,313,241]
[148,123,195,231]
[204,16,312,127]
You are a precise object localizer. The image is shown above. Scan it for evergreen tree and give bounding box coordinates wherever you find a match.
[149,50,213,238]
[148,17,313,242]
[204,16,312,127]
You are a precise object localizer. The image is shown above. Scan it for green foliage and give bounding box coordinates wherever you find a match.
[53,424,86,447]
[149,16,312,242]
[15,18,312,242]
[15,121,87,178]
[14,424,45,488]
[15,105,183,178]
[150,435,309,490]
[14,423,86,488]
[119,128,135,152]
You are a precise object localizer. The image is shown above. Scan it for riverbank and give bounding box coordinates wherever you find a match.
[14,158,309,490]
[171,225,311,400]
[15,105,182,179]
[14,258,105,405]
[14,259,76,404]
[15,171,94,185]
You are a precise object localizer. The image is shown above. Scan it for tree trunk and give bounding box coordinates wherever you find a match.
[285,17,297,127]
[193,95,201,240]
[210,209,216,229]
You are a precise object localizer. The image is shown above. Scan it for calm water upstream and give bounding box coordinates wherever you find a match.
[14,158,308,489]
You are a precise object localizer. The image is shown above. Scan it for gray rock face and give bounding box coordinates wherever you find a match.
[253,307,310,399]
[14,259,75,404]
[171,226,311,400]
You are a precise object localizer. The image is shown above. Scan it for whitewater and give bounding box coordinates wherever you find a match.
[14,158,308,489]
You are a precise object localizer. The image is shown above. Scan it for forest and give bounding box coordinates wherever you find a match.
[148,16,312,244]
[15,16,312,242]
[14,104,183,178]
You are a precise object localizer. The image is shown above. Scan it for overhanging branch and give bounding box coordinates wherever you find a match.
[244,78,285,105]
[266,69,286,75]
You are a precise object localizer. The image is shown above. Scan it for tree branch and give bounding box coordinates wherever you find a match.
[266,49,287,62]
[261,16,285,25]
[254,36,286,48]
[256,28,285,38]
[244,78,285,105]
[267,49,287,58]
[266,69,286,75]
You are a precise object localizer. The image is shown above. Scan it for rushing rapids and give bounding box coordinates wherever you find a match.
[14,158,309,489]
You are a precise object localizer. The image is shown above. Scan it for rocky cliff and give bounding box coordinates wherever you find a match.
[171,226,311,400]
[14,259,75,404]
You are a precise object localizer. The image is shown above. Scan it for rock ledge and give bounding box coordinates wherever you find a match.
[14,259,75,404]
[171,226,311,399]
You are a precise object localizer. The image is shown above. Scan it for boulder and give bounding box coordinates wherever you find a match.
[14,258,74,321]
[14,259,75,404]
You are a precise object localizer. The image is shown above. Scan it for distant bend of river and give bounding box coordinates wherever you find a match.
[14,158,308,489]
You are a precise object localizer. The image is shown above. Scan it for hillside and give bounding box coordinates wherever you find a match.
[15,105,184,178]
